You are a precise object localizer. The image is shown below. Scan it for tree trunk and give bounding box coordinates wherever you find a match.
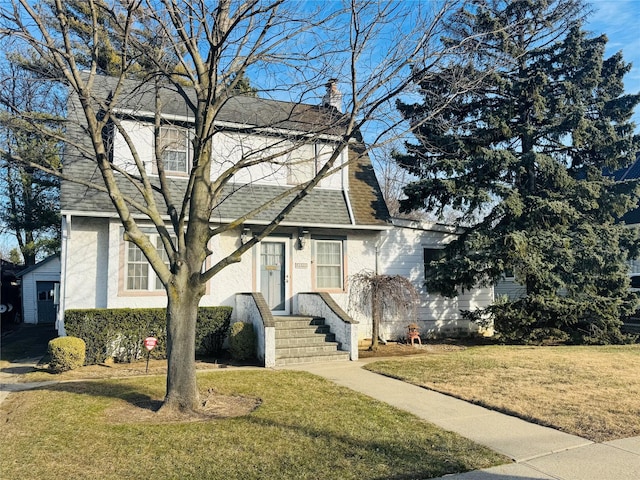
[161,279,202,414]
[370,290,380,351]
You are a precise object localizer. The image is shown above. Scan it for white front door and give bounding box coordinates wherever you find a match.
[259,239,290,315]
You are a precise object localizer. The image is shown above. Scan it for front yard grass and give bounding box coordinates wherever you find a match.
[365,344,640,442]
[0,369,507,480]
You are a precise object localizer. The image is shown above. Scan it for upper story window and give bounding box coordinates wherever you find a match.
[102,119,115,163]
[159,126,190,174]
[287,152,316,185]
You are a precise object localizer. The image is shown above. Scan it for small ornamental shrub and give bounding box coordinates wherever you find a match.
[48,337,86,373]
[229,322,256,361]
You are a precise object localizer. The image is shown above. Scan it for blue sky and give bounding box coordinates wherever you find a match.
[1,1,640,257]
[587,0,640,125]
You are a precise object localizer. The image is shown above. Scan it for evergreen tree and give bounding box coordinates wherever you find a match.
[1,144,60,266]
[397,0,640,343]
[0,62,61,266]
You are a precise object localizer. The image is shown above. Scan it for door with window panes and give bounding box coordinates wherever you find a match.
[260,240,289,314]
[36,281,58,324]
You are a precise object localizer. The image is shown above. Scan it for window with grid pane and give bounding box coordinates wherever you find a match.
[160,127,189,173]
[154,237,171,290]
[127,242,149,290]
[316,240,343,289]
[125,234,175,292]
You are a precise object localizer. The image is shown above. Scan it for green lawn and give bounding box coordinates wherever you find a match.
[0,369,507,480]
[365,344,640,442]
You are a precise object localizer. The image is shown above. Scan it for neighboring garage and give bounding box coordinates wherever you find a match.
[17,254,61,325]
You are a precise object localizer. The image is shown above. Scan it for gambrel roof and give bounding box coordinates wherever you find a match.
[61,75,390,228]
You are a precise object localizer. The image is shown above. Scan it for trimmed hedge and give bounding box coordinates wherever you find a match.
[195,307,232,356]
[229,322,256,361]
[64,307,232,365]
[48,336,86,373]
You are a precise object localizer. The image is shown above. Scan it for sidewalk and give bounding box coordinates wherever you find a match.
[0,323,59,405]
[3,331,639,479]
[0,358,59,405]
[286,359,640,480]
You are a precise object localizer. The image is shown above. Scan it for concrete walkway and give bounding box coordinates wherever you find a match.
[0,358,59,405]
[3,328,639,479]
[1,323,59,405]
[285,359,640,480]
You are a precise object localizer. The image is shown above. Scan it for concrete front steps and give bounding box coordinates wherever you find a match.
[275,316,350,366]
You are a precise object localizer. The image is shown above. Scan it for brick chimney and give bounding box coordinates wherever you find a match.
[322,78,343,112]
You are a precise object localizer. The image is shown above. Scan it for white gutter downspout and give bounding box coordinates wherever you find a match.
[57,213,71,336]
[374,228,391,275]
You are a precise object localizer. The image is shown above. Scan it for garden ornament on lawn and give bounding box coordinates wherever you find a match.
[407,323,421,346]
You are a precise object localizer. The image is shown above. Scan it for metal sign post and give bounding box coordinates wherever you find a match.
[143,336,158,373]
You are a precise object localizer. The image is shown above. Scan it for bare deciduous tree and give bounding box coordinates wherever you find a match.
[0,0,480,414]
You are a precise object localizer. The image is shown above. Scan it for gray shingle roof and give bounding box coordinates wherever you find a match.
[86,75,348,135]
[61,75,390,228]
[62,176,353,225]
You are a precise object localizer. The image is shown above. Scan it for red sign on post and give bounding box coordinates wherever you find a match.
[143,337,158,373]
[144,336,158,351]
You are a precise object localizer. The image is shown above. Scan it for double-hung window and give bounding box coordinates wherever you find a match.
[126,242,150,290]
[125,234,172,292]
[159,126,190,174]
[287,150,316,185]
[315,239,344,290]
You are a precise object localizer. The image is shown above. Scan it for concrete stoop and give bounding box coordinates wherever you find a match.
[274,316,349,366]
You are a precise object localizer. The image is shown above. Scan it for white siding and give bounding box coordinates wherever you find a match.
[21,256,61,324]
[494,278,526,300]
[62,217,109,312]
[60,214,383,337]
[60,216,496,341]
[376,223,494,340]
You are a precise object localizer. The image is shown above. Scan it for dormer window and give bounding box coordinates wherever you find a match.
[159,126,190,175]
[287,152,316,185]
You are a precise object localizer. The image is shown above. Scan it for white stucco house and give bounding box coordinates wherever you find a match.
[58,76,492,366]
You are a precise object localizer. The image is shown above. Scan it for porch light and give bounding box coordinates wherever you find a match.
[241,226,251,244]
[297,228,309,249]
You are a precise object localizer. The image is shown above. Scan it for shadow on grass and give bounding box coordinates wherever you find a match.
[30,378,163,412]
[241,414,509,479]
[0,364,40,375]
[9,373,513,479]
[370,474,539,480]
